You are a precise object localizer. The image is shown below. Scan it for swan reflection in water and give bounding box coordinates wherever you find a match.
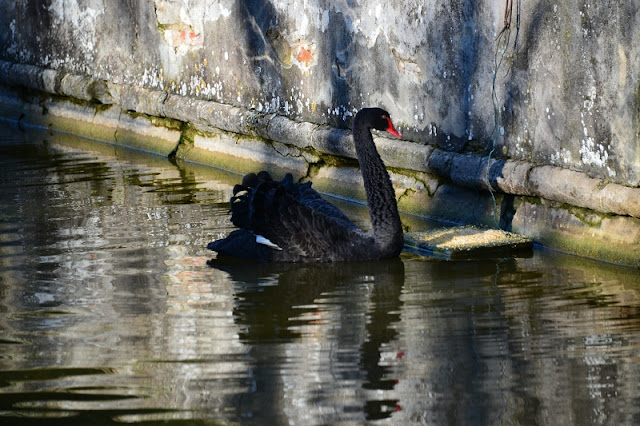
[207,257,405,421]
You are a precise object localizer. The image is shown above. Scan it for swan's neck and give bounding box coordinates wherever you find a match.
[353,124,403,256]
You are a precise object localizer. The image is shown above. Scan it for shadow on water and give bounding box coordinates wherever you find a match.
[208,257,405,421]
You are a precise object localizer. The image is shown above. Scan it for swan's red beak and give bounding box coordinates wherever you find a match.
[383,116,403,139]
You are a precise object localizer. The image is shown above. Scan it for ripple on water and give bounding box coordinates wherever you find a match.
[1,124,640,424]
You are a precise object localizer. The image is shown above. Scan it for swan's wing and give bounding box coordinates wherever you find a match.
[279,174,358,231]
[230,173,366,260]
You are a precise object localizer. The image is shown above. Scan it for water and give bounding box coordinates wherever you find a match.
[0,122,639,425]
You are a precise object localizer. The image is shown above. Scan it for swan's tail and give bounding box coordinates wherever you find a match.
[229,171,359,260]
[229,171,281,231]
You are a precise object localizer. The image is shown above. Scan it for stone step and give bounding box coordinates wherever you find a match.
[404,226,534,260]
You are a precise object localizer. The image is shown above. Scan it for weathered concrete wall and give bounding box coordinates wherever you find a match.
[1,0,639,266]
[2,0,638,184]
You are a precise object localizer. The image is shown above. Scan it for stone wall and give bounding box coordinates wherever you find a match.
[1,0,639,266]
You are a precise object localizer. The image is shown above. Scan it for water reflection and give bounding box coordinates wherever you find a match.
[209,258,405,421]
[399,256,640,425]
[0,123,639,425]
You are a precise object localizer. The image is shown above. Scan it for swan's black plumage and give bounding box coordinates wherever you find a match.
[207,107,403,262]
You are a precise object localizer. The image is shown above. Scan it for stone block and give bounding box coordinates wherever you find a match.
[266,116,316,150]
[426,183,502,227]
[190,131,309,179]
[42,98,98,135]
[116,113,181,156]
[512,201,640,267]
[376,138,434,173]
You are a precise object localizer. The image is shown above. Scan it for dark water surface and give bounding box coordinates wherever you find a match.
[1,123,639,425]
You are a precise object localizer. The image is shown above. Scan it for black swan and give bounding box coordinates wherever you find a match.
[207,107,404,262]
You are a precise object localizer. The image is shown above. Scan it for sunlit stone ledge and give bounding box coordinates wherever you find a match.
[1,61,639,267]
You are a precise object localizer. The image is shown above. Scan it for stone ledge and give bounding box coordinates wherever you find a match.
[2,63,640,219]
[1,63,640,266]
[429,151,640,218]
[512,200,640,267]
[1,60,639,219]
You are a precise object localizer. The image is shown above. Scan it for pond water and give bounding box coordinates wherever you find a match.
[1,122,639,425]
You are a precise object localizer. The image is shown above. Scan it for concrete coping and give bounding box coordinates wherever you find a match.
[1,59,639,220]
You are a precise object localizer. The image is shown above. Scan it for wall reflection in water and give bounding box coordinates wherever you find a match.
[0,124,639,425]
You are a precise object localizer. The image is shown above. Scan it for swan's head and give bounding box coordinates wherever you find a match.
[358,107,403,139]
